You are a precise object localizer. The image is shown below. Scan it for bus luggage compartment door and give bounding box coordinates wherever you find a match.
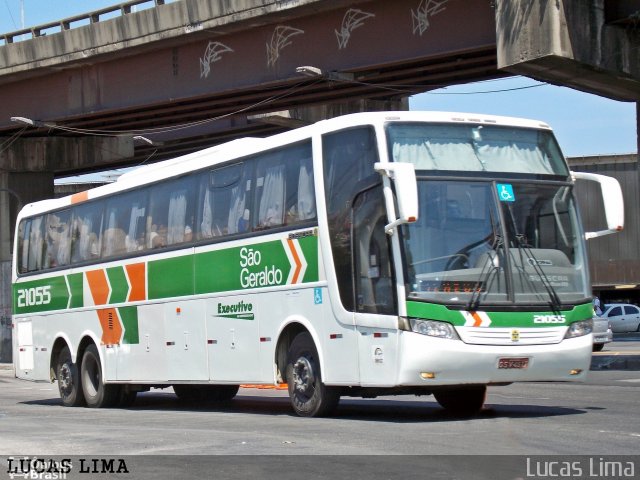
[206,296,260,383]
[15,320,34,377]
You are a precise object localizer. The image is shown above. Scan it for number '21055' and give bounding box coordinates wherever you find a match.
[17,286,52,308]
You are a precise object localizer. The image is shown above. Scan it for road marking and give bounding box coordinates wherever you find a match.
[592,351,640,355]
[489,393,551,400]
[599,430,640,438]
[619,378,640,383]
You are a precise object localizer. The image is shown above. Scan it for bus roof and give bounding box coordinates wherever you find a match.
[17,111,554,218]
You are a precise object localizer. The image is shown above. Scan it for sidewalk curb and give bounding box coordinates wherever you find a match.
[590,354,640,371]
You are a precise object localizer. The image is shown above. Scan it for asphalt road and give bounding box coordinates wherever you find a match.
[598,332,640,351]
[0,337,638,479]
[1,369,639,455]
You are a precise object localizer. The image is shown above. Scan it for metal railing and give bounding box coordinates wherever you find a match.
[1,0,173,45]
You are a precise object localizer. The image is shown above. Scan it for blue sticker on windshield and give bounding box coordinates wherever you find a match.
[497,183,515,202]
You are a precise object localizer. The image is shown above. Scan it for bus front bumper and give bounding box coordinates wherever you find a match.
[396,332,592,386]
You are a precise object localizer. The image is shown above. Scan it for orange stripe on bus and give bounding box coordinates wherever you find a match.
[286,239,302,284]
[97,308,122,345]
[125,263,146,302]
[70,191,89,204]
[471,311,483,327]
[86,269,110,306]
[241,384,288,390]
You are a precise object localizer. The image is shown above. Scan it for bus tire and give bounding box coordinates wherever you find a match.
[80,344,119,408]
[208,385,240,402]
[56,345,85,407]
[285,332,340,417]
[433,385,486,416]
[173,385,205,402]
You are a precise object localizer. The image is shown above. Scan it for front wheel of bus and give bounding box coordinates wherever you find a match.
[56,346,85,407]
[433,385,486,416]
[285,332,340,417]
[80,344,119,408]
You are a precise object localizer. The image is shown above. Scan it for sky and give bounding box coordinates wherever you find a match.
[1,0,637,171]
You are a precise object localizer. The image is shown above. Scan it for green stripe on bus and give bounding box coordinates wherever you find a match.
[406,301,594,327]
[195,241,291,294]
[13,276,70,314]
[195,249,240,294]
[14,235,320,313]
[66,273,84,309]
[107,266,128,304]
[118,306,139,344]
[299,235,319,283]
[148,255,194,299]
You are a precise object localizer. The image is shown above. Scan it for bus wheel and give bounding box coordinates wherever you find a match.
[208,385,240,402]
[285,332,340,417]
[56,346,85,407]
[80,344,119,408]
[173,385,206,402]
[433,385,486,416]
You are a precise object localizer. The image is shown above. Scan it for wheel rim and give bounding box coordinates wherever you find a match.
[292,356,316,397]
[59,363,73,396]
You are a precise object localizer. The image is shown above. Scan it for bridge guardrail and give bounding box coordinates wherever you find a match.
[1,0,171,45]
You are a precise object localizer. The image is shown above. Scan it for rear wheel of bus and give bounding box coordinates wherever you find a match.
[285,332,340,417]
[433,385,486,416]
[80,344,120,408]
[56,345,85,407]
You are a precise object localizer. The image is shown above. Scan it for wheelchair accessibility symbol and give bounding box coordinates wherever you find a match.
[314,288,323,305]
[496,183,515,202]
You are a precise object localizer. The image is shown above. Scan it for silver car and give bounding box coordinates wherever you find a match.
[591,315,613,352]
[600,303,640,333]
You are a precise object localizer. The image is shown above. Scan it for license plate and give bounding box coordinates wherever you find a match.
[498,357,529,369]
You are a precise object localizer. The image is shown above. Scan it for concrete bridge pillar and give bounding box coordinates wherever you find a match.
[0,170,53,362]
[0,135,132,362]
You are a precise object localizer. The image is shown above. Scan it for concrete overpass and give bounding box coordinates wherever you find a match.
[1,0,640,360]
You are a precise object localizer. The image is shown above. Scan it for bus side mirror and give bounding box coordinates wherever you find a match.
[374,162,419,234]
[571,171,624,240]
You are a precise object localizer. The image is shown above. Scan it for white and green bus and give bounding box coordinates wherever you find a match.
[12,111,623,417]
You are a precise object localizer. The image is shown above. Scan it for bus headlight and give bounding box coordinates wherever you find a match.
[564,319,593,339]
[409,319,459,340]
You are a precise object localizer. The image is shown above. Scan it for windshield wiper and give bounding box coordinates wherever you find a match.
[513,234,562,313]
[467,234,502,311]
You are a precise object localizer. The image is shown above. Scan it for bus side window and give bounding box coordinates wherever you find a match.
[253,141,314,230]
[44,210,72,269]
[255,155,285,229]
[199,163,248,239]
[102,191,147,257]
[71,202,103,262]
[148,177,195,248]
[28,216,45,272]
[322,126,380,312]
[291,156,315,222]
[284,142,315,225]
[17,220,29,274]
[353,186,395,315]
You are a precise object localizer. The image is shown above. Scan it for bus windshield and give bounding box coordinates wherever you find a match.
[387,122,568,176]
[401,179,590,307]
